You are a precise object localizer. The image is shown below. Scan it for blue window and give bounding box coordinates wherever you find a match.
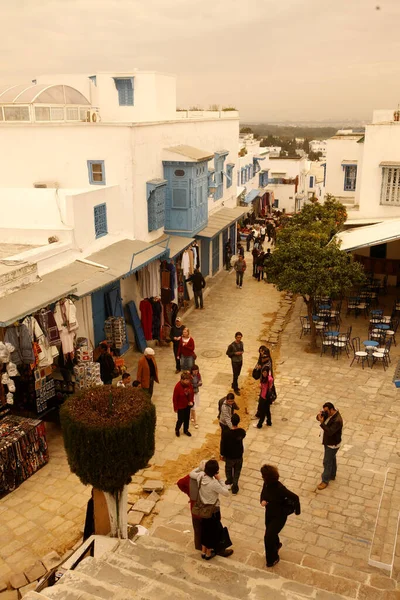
[237,171,240,186]
[309,175,314,188]
[113,78,134,106]
[214,154,227,200]
[226,164,234,188]
[94,203,108,238]
[344,165,357,191]
[87,160,105,185]
[147,180,166,232]
[259,171,269,187]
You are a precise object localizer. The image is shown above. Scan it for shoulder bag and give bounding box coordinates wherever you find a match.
[252,363,261,380]
[191,476,219,519]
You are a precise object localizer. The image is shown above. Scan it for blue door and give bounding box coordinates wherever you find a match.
[212,235,220,275]
[230,223,236,255]
[201,239,209,277]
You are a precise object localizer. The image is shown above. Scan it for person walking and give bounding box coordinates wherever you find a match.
[234,255,247,289]
[136,347,159,399]
[224,413,246,494]
[173,372,194,437]
[190,459,232,560]
[260,464,301,567]
[256,250,265,282]
[190,364,202,429]
[170,316,185,373]
[218,393,238,457]
[260,223,266,244]
[177,328,196,371]
[252,246,259,277]
[96,343,115,385]
[237,243,244,258]
[186,268,206,309]
[226,332,244,395]
[224,239,232,271]
[253,368,274,428]
[316,402,343,490]
[246,230,254,252]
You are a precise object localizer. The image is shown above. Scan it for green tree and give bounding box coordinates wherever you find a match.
[61,386,156,537]
[267,200,366,350]
[240,127,253,134]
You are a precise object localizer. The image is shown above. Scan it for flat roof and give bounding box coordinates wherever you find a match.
[0,243,38,260]
[163,145,214,162]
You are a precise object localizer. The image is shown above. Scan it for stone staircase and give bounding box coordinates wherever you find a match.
[23,524,400,600]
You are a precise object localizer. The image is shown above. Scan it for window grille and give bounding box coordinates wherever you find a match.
[381,167,400,205]
[94,203,108,238]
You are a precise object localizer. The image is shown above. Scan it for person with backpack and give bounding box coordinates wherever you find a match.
[260,464,300,567]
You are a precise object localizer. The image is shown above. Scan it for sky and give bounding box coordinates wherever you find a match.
[1,0,400,122]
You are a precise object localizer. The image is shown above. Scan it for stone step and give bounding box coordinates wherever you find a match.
[369,467,400,575]
[145,524,400,599]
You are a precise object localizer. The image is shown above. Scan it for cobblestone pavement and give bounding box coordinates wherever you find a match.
[1,248,400,588]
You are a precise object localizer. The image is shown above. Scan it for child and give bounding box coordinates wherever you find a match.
[253,367,273,429]
[190,364,202,428]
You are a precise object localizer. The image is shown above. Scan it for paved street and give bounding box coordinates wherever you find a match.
[1,248,400,589]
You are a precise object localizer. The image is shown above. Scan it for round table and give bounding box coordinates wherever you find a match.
[375,323,389,330]
[363,340,378,347]
[319,304,330,310]
[325,331,339,337]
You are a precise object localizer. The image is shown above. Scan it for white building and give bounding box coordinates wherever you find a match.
[0,71,244,348]
[309,139,327,156]
[327,112,400,285]
[237,134,271,215]
[262,146,281,157]
[266,156,311,213]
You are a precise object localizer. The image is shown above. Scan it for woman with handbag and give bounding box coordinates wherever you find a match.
[253,368,274,429]
[260,464,300,567]
[190,459,232,560]
[177,328,196,371]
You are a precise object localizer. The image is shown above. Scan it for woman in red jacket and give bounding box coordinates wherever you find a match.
[173,372,194,437]
[177,328,196,371]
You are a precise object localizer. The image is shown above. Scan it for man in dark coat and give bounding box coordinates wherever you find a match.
[170,316,185,373]
[186,268,206,310]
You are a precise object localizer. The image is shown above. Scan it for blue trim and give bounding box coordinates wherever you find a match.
[343,165,357,191]
[244,189,260,204]
[94,203,108,238]
[87,160,106,185]
[88,75,97,86]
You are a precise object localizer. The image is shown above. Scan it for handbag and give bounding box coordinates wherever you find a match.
[252,364,261,380]
[282,496,296,516]
[191,476,218,519]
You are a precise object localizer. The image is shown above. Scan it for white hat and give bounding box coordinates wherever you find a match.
[176,317,182,322]
[144,347,155,356]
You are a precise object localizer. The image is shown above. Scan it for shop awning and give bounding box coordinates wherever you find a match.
[156,234,194,258]
[333,219,400,252]
[0,261,105,326]
[75,239,169,297]
[195,207,247,239]
[341,160,358,166]
[244,189,261,204]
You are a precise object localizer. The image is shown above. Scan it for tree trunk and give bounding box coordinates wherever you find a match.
[104,485,128,538]
[305,296,318,351]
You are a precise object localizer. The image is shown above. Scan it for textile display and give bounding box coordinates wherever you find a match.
[0,415,48,496]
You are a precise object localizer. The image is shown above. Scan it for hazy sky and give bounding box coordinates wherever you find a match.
[1,0,400,121]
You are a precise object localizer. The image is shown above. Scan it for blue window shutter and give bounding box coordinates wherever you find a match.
[310,176,314,188]
[147,181,166,232]
[87,160,105,185]
[114,78,134,106]
[88,75,97,86]
[94,203,108,238]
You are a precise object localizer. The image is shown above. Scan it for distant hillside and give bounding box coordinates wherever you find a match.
[241,123,339,140]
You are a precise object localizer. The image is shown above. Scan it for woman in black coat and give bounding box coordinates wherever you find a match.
[260,464,300,567]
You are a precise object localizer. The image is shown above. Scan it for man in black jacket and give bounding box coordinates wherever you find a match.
[316,402,343,490]
[226,332,244,395]
[170,316,185,373]
[186,268,206,309]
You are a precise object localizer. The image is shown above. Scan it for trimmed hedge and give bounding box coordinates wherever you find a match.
[60,386,156,494]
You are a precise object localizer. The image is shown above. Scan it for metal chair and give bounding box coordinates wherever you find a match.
[371,340,391,370]
[333,332,350,359]
[385,318,398,346]
[350,337,369,369]
[320,332,335,357]
[374,339,392,365]
[300,316,311,338]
